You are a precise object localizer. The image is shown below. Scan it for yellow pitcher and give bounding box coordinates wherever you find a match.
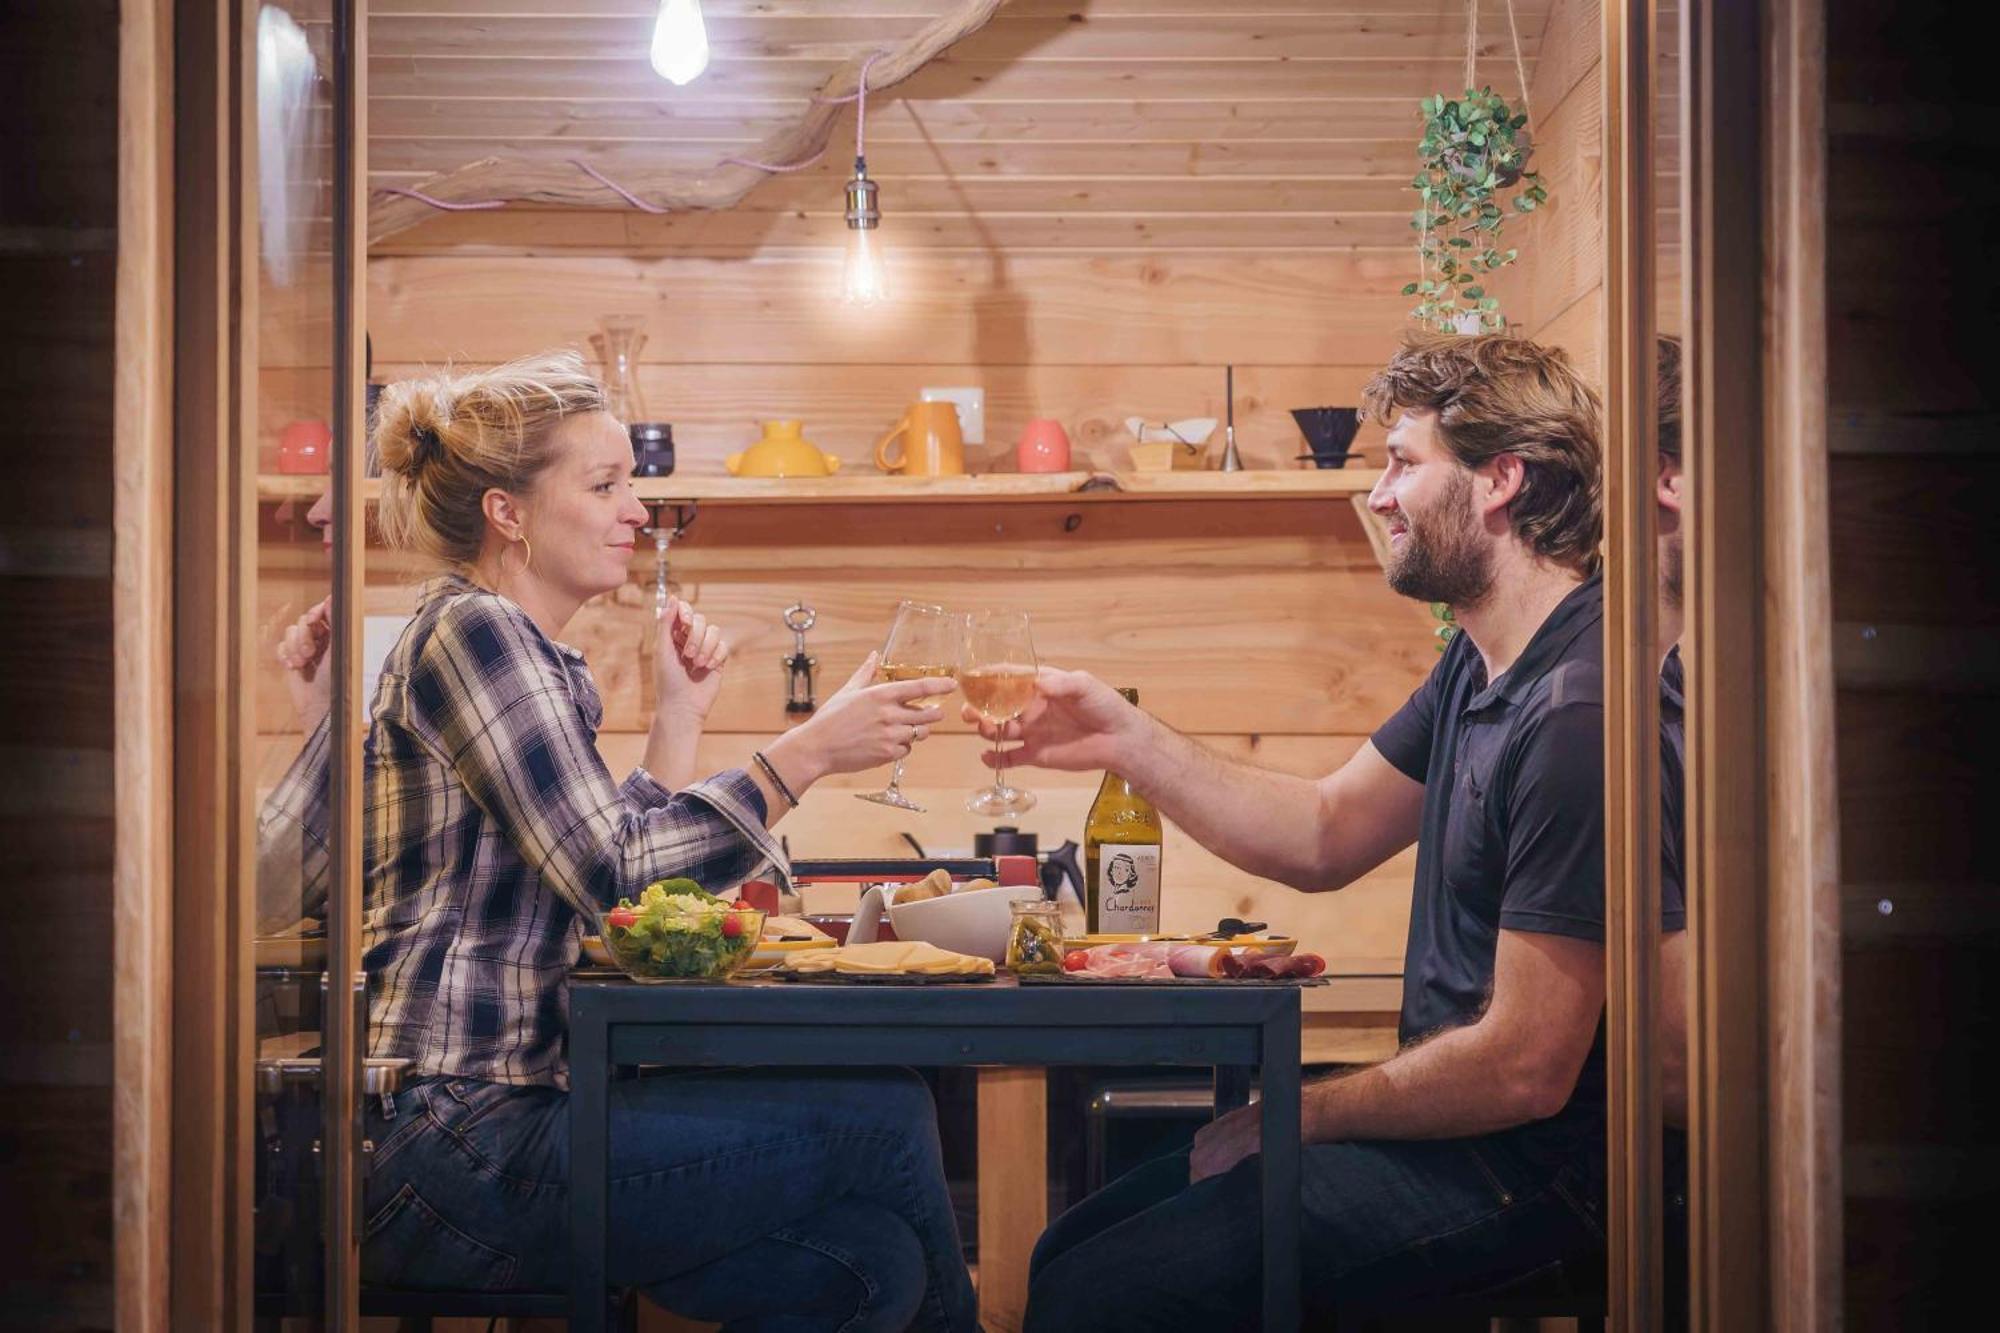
[875,402,966,477]
[726,420,843,478]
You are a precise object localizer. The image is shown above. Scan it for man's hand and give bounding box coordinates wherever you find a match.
[654,597,728,721]
[961,666,1143,773]
[276,596,332,732]
[1190,1102,1263,1183]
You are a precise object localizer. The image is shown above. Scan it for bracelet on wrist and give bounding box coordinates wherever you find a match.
[752,750,800,809]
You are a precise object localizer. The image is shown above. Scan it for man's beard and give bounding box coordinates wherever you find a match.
[1385,467,1494,607]
[1661,530,1683,610]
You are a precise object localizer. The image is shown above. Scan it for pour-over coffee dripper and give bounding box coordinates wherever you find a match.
[1291,407,1362,468]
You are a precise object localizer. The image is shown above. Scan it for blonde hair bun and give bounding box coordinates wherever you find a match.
[371,350,609,568]
[373,379,456,479]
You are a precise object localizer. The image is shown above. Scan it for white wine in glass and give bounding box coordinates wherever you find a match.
[856,600,961,813]
[962,610,1038,816]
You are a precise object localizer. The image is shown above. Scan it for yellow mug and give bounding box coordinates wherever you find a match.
[875,402,966,477]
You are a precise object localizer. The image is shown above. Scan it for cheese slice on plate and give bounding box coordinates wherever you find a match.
[783,940,995,976]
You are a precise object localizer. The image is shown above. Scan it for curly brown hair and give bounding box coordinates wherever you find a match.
[1656,333,1683,464]
[1361,332,1603,574]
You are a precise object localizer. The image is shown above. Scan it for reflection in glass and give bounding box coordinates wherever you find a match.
[1654,0,1693,1318]
[249,0,338,1307]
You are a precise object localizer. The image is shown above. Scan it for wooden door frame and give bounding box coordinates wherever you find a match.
[113,0,177,1326]
[168,0,253,1326]
[1680,0,1841,1327]
[1754,0,1842,1323]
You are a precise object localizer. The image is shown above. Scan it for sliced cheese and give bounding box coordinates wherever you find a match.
[783,940,994,977]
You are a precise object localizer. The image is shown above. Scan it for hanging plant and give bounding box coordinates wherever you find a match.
[1431,600,1459,652]
[1403,86,1547,333]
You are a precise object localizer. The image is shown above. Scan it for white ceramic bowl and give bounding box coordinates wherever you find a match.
[886,884,1034,964]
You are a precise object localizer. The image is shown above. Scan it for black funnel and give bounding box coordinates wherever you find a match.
[1291,407,1362,468]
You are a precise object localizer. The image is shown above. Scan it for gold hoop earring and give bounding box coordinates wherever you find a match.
[504,534,533,579]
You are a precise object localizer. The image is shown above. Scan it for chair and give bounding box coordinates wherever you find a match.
[254,1286,634,1331]
[1332,1260,1606,1331]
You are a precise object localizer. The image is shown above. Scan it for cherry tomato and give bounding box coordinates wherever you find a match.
[1062,950,1090,973]
[721,913,744,939]
[730,898,752,912]
[606,908,637,929]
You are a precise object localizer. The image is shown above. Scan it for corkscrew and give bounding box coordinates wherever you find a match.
[782,603,819,714]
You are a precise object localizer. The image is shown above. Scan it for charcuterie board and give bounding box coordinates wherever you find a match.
[1017,974,1328,988]
[766,970,995,985]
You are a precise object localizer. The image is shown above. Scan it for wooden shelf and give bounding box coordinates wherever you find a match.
[257,468,1383,506]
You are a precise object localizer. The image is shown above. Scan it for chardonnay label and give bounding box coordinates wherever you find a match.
[1094,843,1162,933]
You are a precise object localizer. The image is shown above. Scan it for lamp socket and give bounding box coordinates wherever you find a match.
[919,385,984,444]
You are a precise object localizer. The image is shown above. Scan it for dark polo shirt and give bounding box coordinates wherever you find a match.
[1660,645,1687,932]
[1372,572,1608,1148]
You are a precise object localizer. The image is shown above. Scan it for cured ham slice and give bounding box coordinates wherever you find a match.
[1059,942,1328,980]
[1239,952,1326,979]
[1064,942,1175,978]
[1168,945,1238,978]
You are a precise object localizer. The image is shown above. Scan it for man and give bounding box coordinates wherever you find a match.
[1654,334,1691,1130]
[1653,336,1693,1328]
[981,334,1612,1329]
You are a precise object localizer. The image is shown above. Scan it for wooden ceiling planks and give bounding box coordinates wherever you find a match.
[359,0,1558,255]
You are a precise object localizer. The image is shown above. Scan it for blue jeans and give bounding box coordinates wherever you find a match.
[1025,1131,1605,1331]
[360,1068,978,1333]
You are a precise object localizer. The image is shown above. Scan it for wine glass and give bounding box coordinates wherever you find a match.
[855,600,961,812]
[961,610,1038,815]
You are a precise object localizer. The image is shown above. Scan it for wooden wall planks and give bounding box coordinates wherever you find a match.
[1826,0,1999,1324]
[0,0,120,1326]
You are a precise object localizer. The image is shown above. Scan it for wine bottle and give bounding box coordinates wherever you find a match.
[1084,688,1164,934]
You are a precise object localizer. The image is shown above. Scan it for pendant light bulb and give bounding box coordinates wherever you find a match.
[650,0,709,86]
[841,158,887,306]
[842,226,888,306]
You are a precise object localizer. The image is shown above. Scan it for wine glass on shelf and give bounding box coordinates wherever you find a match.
[960,610,1039,816]
[855,600,962,813]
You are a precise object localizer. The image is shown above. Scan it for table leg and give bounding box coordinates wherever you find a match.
[1259,1003,1302,1332]
[1214,1065,1253,1115]
[570,996,611,1333]
[976,1067,1047,1333]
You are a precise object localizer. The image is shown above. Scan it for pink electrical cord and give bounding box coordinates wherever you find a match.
[377,185,508,211]
[571,158,672,213]
[723,49,884,173]
[375,49,890,215]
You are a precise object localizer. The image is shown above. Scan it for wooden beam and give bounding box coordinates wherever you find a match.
[112,0,175,1325]
[1682,0,1771,1325]
[1761,0,1842,1323]
[976,1068,1047,1333]
[324,0,371,1325]
[366,0,1005,243]
[1603,0,1663,1327]
[168,0,248,1324]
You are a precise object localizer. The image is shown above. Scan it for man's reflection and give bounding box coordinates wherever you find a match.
[1653,335,1692,1326]
[255,488,333,933]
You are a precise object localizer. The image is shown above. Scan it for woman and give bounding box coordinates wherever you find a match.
[355,351,973,1332]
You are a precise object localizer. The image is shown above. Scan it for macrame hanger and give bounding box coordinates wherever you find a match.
[1465,0,1480,92]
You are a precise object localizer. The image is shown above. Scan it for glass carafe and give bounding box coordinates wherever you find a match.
[589,314,649,423]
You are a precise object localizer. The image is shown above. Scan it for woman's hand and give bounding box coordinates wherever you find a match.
[276,596,332,732]
[780,653,956,782]
[654,597,729,722]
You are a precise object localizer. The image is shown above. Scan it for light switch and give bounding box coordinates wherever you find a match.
[920,385,984,444]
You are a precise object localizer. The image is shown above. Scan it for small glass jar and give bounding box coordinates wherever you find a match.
[1006,899,1066,975]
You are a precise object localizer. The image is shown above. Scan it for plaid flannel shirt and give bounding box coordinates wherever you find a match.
[361,574,785,1087]
[256,713,333,935]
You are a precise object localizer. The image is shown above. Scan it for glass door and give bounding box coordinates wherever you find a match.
[241,0,366,1322]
